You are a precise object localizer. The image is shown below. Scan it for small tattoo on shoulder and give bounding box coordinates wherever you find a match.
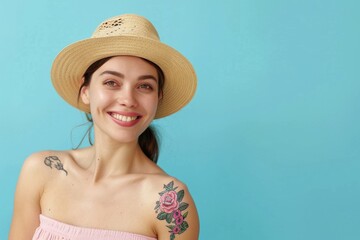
[154,181,189,240]
[44,156,68,176]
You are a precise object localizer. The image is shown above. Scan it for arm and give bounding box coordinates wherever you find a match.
[9,153,46,239]
[154,180,200,240]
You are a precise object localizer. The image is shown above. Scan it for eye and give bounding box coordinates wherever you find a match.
[138,83,154,91]
[104,80,119,88]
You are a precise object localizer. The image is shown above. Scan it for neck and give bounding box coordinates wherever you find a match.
[85,135,146,183]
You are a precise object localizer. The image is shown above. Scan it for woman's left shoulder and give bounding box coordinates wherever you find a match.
[146,174,187,189]
[144,174,200,240]
[143,174,192,200]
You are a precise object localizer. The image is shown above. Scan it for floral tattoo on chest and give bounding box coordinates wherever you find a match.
[154,181,189,240]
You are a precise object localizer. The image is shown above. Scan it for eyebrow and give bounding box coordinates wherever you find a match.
[100,70,158,82]
[100,70,124,78]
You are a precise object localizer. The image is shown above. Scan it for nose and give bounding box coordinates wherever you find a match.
[117,87,138,108]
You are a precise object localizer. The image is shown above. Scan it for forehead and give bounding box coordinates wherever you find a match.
[95,56,158,75]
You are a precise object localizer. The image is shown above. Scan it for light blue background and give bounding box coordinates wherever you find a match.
[1,0,359,239]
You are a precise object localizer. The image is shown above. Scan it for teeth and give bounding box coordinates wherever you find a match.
[111,113,138,122]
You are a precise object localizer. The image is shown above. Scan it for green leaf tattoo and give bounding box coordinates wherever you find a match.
[155,181,190,239]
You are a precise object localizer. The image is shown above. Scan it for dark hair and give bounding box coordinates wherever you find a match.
[77,56,165,163]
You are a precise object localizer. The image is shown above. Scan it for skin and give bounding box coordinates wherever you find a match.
[9,56,199,240]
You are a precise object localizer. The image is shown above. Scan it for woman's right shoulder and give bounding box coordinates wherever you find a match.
[9,150,73,239]
[21,150,73,177]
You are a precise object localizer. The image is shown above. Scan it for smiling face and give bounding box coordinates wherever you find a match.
[80,56,161,143]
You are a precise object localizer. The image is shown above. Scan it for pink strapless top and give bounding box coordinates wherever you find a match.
[32,214,157,240]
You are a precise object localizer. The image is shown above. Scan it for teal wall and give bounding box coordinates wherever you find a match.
[1,0,359,239]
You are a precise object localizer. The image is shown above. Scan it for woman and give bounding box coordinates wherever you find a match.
[9,14,199,240]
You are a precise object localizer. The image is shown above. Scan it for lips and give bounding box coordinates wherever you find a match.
[110,113,138,122]
[108,112,142,127]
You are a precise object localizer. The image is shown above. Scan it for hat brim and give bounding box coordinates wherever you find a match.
[51,36,197,119]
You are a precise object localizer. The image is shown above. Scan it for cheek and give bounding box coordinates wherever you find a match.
[144,96,159,115]
[89,89,113,110]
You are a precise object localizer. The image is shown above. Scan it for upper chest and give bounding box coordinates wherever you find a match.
[40,173,157,233]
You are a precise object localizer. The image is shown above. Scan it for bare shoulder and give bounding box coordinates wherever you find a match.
[12,150,66,207]
[9,150,72,239]
[22,150,72,177]
[146,175,200,240]
[21,151,55,178]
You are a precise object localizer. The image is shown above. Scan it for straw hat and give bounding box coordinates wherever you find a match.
[51,14,196,119]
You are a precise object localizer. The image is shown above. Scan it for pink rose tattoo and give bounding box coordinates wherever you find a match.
[154,181,190,240]
[159,191,179,213]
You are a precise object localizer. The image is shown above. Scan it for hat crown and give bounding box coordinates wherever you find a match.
[92,14,160,41]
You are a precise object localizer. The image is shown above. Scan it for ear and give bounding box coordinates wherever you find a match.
[80,77,90,105]
[158,90,163,100]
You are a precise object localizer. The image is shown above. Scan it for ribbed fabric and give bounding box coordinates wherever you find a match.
[32,214,157,240]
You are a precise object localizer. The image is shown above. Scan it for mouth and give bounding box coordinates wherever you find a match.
[109,112,141,122]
